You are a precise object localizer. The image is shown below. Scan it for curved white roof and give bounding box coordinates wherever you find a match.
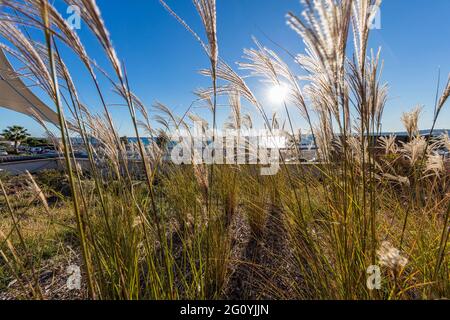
[0,49,60,127]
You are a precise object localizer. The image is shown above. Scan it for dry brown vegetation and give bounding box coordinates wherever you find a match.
[0,0,449,300]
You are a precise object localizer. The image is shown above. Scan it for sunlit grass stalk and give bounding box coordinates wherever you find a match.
[39,0,95,299]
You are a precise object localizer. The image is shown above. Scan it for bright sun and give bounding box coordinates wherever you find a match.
[268,84,289,104]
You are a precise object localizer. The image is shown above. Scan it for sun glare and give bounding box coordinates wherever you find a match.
[268,84,289,104]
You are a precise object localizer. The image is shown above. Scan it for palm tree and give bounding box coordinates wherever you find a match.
[2,125,30,153]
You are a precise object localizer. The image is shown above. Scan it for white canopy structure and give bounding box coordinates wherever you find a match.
[0,49,60,127]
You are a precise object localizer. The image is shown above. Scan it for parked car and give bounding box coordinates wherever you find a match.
[43,149,58,155]
[0,150,8,156]
[30,147,43,154]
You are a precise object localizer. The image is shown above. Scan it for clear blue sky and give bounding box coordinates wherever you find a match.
[1,0,449,136]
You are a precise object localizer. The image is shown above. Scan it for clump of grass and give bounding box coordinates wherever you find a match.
[0,0,448,300]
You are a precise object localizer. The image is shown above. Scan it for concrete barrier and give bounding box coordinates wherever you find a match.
[0,156,326,179]
[0,158,62,174]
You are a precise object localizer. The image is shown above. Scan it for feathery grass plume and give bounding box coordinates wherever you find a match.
[200,60,279,147]
[188,112,209,130]
[0,21,54,98]
[64,1,144,150]
[424,154,445,179]
[401,136,428,168]
[224,89,244,130]
[153,101,183,130]
[239,37,288,84]
[62,1,153,197]
[63,0,122,78]
[313,120,333,161]
[352,0,382,70]
[0,0,95,78]
[240,37,304,110]
[401,106,422,139]
[271,112,281,130]
[188,1,218,233]
[0,1,121,154]
[287,0,354,148]
[347,135,370,167]
[437,74,450,114]
[159,1,219,218]
[194,87,215,114]
[200,60,258,105]
[239,37,315,137]
[0,0,449,301]
[377,241,408,272]
[348,48,388,133]
[192,0,218,68]
[287,0,352,76]
[84,114,121,176]
[378,135,398,155]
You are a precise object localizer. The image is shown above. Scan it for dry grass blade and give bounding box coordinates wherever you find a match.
[0,0,448,301]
